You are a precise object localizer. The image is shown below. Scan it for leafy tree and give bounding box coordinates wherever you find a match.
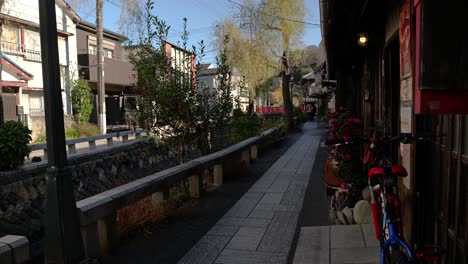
[71,79,93,123]
[129,1,232,159]
[195,35,234,153]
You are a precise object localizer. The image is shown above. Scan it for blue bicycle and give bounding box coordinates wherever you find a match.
[364,132,444,264]
[327,132,444,264]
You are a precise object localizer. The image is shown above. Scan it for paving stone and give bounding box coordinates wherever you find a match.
[330,225,365,249]
[226,227,266,251]
[267,179,291,193]
[215,249,288,264]
[258,211,299,253]
[293,248,329,264]
[254,202,300,212]
[361,224,380,247]
[178,235,231,264]
[259,193,284,204]
[217,217,271,228]
[207,225,240,237]
[249,209,276,219]
[225,196,261,218]
[280,183,306,206]
[331,247,380,264]
[244,192,265,198]
[292,226,330,264]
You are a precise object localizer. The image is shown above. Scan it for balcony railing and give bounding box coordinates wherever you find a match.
[29,108,45,116]
[1,40,42,62]
[1,40,22,55]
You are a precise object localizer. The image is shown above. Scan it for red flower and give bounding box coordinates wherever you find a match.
[340,182,347,189]
[343,134,351,141]
[329,118,338,125]
[351,118,361,124]
[344,153,352,160]
[328,136,336,141]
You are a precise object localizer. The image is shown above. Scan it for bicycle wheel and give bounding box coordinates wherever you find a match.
[385,249,410,264]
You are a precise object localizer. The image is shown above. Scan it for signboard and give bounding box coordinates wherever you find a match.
[256,106,284,114]
[400,104,412,133]
[300,97,315,103]
[400,143,411,189]
[400,77,413,102]
[399,1,412,79]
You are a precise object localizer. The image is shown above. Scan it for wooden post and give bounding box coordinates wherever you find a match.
[189,175,200,198]
[213,164,223,187]
[67,143,76,155]
[89,140,96,151]
[241,149,250,165]
[250,145,258,161]
[151,189,170,206]
[97,213,117,255]
[106,137,113,147]
[81,222,99,258]
[122,134,129,143]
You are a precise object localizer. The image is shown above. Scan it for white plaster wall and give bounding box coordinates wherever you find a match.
[1,0,79,115]
[1,70,20,81]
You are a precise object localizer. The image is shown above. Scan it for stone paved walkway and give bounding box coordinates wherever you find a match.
[292,224,379,264]
[178,122,320,264]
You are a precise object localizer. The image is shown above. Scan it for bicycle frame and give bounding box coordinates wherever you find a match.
[380,223,414,263]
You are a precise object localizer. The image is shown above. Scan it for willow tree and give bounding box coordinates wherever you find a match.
[258,0,305,130]
[215,3,277,113]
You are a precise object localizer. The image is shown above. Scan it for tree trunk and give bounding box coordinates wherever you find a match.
[0,19,4,125]
[281,52,293,131]
[96,0,106,134]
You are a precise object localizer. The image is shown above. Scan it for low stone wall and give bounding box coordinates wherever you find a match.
[29,115,75,140]
[0,138,200,243]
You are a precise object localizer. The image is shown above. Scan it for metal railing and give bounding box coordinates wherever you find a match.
[29,108,45,116]
[75,127,280,257]
[29,129,147,160]
[1,40,42,62]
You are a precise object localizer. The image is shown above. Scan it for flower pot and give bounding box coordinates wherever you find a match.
[324,158,342,188]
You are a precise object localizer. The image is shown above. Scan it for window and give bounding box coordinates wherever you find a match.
[88,44,97,55]
[29,92,44,116]
[1,25,21,54]
[24,29,41,62]
[104,48,114,59]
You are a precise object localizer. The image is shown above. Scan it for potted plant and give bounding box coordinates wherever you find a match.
[0,121,32,171]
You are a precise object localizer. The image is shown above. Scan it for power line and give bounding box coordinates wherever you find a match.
[104,0,121,8]
[226,0,319,26]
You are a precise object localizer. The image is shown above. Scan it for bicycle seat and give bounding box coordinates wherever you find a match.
[368,166,408,178]
[391,165,408,177]
[368,167,384,178]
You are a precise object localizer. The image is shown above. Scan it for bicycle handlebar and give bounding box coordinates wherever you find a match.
[325,133,436,147]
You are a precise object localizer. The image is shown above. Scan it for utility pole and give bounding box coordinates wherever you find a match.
[96,0,106,134]
[38,0,84,262]
[0,0,5,125]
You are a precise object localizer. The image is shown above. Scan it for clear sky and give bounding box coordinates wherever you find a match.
[77,0,322,64]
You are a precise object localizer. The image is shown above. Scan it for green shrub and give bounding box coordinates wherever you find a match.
[75,123,100,137]
[293,107,306,123]
[0,121,32,171]
[71,79,93,123]
[231,112,261,143]
[34,134,47,143]
[65,127,79,139]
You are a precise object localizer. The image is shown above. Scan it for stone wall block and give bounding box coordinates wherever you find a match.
[0,140,201,245]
